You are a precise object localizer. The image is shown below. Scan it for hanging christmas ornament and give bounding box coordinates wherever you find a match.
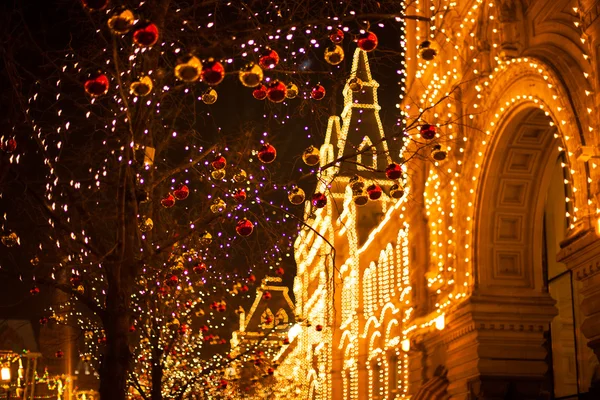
[302,146,320,166]
[55,350,64,358]
[385,163,403,180]
[70,275,82,286]
[173,184,189,200]
[431,144,447,161]
[288,186,306,205]
[315,324,324,332]
[266,80,287,103]
[81,0,108,11]
[133,22,159,47]
[129,76,153,97]
[1,232,18,247]
[236,219,254,237]
[257,143,277,163]
[275,267,285,276]
[210,197,226,214]
[138,217,153,232]
[193,261,207,274]
[324,45,345,65]
[262,291,272,300]
[418,41,437,61]
[211,155,226,170]
[166,275,179,287]
[349,175,365,191]
[285,83,299,99]
[233,188,247,203]
[420,124,437,140]
[107,9,135,34]
[352,189,368,206]
[248,274,257,284]
[253,84,268,100]
[30,256,39,266]
[211,169,226,180]
[357,31,378,52]
[389,184,405,199]
[310,84,326,100]
[30,286,40,295]
[366,184,383,200]
[202,88,218,104]
[201,59,225,86]
[39,317,48,325]
[239,63,263,87]
[348,77,363,92]
[231,170,246,184]
[84,72,109,97]
[312,192,327,208]
[161,194,176,208]
[329,29,344,43]
[259,49,280,69]
[76,285,85,294]
[175,55,202,82]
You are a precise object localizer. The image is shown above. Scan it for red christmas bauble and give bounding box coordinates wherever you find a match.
[3,138,17,153]
[253,84,268,100]
[367,184,383,200]
[257,144,277,163]
[311,84,326,100]
[267,81,287,103]
[312,192,327,208]
[55,350,64,358]
[85,73,109,97]
[220,379,228,389]
[420,124,436,140]
[39,317,48,325]
[81,0,108,11]
[233,189,247,203]
[218,304,226,312]
[161,194,176,208]
[211,155,226,170]
[330,29,344,43]
[248,274,256,283]
[262,291,272,300]
[357,31,378,52]
[385,163,402,180]
[283,338,290,345]
[236,219,254,237]
[201,325,209,332]
[193,261,207,274]
[240,284,249,292]
[30,286,40,295]
[268,368,275,375]
[166,274,179,286]
[70,275,82,286]
[315,324,323,331]
[129,325,136,333]
[275,267,284,276]
[173,184,189,200]
[259,49,279,69]
[201,59,225,86]
[158,286,169,296]
[133,23,159,47]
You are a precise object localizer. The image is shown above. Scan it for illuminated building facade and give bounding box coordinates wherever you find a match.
[274,0,600,398]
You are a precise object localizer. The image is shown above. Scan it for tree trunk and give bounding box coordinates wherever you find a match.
[99,294,131,400]
[151,362,164,400]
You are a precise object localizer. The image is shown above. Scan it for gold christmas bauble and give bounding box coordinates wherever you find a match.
[202,88,218,104]
[211,169,226,180]
[139,217,154,232]
[349,175,365,191]
[233,169,247,183]
[389,184,406,200]
[348,77,363,92]
[130,76,153,97]
[1,232,18,247]
[210,198,226,213]
[302,146,320,166]
[175,55,202,82]
[199,231,213,246]
[239,63,264,88]
[418,41,437,61]
[288,187,306,205]
[107,9,135,35]
[352,189,369,206]
[324,45,345,65]
[285,83,299,99]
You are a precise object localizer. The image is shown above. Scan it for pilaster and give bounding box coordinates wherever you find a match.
[444,294,556,400]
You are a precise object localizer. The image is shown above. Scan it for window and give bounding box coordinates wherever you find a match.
[544,157,599,398]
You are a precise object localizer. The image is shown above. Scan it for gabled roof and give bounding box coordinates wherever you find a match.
[241,277,295,333]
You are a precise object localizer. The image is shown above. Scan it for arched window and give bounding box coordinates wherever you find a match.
[275,309,288,326]
[544,156,599,397]
[260,308,275,329]
[357,136,376,171]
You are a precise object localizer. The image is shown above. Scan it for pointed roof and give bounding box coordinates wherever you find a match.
[320,48,402,179]
[240,277,295,334]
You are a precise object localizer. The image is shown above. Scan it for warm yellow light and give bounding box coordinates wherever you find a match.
[435,315,445,331]
[401,339,410,352]
[1,366,10,381]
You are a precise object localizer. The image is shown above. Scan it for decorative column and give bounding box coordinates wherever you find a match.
[444,293,557,400]
[557,229,600,392]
